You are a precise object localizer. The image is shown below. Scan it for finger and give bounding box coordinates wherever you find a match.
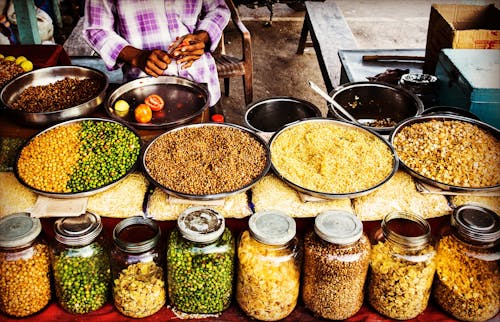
[177,55,201,64]
[145,60,165,76]
[144,66,160,77]
[181,61,194,69]
[157,50,171,65]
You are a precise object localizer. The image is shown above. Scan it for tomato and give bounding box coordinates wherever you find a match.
[134,103,152,123]
[144,94,165,111]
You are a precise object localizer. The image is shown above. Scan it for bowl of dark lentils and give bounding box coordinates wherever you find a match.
[14,118,142,198]
[0,65,108,127]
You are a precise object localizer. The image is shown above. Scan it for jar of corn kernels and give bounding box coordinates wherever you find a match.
[433,205,499,322]
[0,213,51,317]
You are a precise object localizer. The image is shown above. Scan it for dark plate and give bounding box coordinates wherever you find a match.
[106,76,209,130]
[390,115,500,192]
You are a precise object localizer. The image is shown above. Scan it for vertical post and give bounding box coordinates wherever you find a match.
[13,0,41,44]
[50,0,63,29]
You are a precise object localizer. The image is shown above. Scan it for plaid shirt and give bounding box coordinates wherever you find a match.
[83,0,230,106]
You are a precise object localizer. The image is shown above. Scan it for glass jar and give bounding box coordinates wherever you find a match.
[111,216,165,318]
[50,212,111,314]
[236,211,302,321]
[433,205,500,322]
[0,213,51,317]
[367,211,436,320]
[302,210,371,320]
[167,206,235,314]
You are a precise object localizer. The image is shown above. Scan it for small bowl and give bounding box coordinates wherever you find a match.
[244,97,322,136]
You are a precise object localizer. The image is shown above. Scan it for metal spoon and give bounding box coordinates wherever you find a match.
[308,80,360,124]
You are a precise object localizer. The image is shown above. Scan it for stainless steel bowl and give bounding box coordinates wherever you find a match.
[269,118,398,199]
[390,115,500,192]
[14,118,141,199]
[329,82,424,134]
[142,122,271,200]
[422,105,480,120]
[0,66,108,127]
[106,76,210,130]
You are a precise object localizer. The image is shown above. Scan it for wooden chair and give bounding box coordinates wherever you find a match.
[214,0,253,105]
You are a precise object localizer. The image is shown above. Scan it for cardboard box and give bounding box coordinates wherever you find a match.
[423,4,500,74]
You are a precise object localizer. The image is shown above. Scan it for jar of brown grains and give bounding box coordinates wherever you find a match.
[236,211,302,321]
[111,216,165,318]
[302,210,370,320]
[367,211,436,320]
[433,205,499,322]
[0,213,51,317]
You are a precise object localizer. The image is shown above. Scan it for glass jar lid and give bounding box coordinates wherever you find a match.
[249,210,296,246]
[0,213,42,248]
[113,216,160,253]
[382,211,431,249]
[178,206,225,244]
[54,212,102,246]
[315,210,363,245]
[452,205,500,244]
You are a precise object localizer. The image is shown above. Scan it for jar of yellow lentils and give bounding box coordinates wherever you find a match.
[367,211,436,320]
[111,216,165,318]
[433,205,499,322]
[50,212,111,314]
[302,210,370,320]
[236,211,301,321]
[0,213,51,317]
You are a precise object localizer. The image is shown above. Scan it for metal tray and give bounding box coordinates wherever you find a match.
[389,115,500,192]
[0,66,108,127]
[142,122,271,200]
[106,76,210,130]
[14,118,142,199]
[269,118,398,199]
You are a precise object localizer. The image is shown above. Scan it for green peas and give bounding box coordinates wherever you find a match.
[167,229,235,314]
[52,242,111,314]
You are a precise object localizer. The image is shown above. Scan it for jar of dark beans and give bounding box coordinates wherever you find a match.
[302,210,370,320]
[0,213,51,317]
[433,205,499,322]
[50,212,111,314]
[367,211,436,320]
[167,206,235,314]
[236,211,302,321]
[111,216,165,318]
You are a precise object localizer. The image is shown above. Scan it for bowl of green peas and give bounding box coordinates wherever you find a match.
[14,118,142,198]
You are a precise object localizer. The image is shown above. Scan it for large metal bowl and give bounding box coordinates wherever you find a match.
[390,115,500,192]
[269,118,398,199]
[106,76,210,130]
[0,66,108,127]
[329,82,424,134]
[14,118,141,199]
[142,122,271,200]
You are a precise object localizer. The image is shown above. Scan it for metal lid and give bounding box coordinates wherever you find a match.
[0,213,42,248]
[315,210,363,245]
[54,212,102,246]
[382,211,431,249]
[249,211,296,245]
[113,216,160,253]
[177,206,225,243]
[452,205,500,244]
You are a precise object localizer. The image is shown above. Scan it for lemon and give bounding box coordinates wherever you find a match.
[4,56,15,62]
[15,56,27,65]
[20,60,34,72]
[0,54,4,60]
[114,99,130,112]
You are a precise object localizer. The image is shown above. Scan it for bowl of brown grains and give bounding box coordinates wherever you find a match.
[0,65,108,127]
[142,122,271,200]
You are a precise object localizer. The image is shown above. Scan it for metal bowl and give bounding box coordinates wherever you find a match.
[142,122,271,200]
[106,76,209,130]
[329,81,424,134]
[422,105,480,120]
[390,115,500,192]
[14,118,142,199]
[0,66,108,127]
[269,118,398,199]
[244,97,322,134]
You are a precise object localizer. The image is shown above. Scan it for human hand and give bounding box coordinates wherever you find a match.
[119,46,171,77]
[170,31,209,69]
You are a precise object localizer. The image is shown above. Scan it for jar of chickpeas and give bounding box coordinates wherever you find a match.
[0,213,51,317]
[367,211,436,320]
[433,205,499,322]
[302,210,370,320]
[50,212,111,314]
[111,216,165,318]
[236,211,302,321]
